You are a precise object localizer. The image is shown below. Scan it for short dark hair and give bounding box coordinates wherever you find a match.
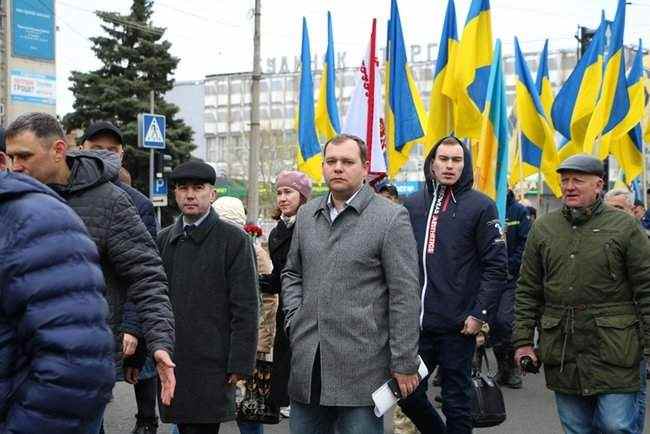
[5,112,65,147]
[323,134,367,163]
[433,136,465,159]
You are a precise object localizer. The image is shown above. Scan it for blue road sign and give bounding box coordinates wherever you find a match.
[138,114,166,149]
[153,178,168,196]
[12,0,55,61]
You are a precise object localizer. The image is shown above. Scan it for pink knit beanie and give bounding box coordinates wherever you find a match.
[276,170,312,200]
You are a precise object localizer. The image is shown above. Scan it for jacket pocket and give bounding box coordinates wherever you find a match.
[594,315,641,368]
[538,315,564,366]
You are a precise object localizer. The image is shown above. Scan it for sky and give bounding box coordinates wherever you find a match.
[55,0,650,116]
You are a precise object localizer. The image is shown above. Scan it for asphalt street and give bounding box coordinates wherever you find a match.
[105,355,649,433]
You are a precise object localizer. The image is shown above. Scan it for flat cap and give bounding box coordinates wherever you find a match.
[556,154,604,176]
[170,160,216,185]
[81,121,123,145]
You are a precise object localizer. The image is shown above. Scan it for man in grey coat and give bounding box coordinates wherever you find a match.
[282,134,421,434]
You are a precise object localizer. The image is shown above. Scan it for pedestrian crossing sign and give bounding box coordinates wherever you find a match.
[138,113,166,149]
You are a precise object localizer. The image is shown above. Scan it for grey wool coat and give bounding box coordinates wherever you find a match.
[157,209,259,424]
[282,183,421,406]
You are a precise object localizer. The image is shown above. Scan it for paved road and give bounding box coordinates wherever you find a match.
[105,355,649,433]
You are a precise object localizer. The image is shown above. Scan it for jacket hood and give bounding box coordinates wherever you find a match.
[0,171,63,202]
[65,150,121,193]
[423,135,474,195]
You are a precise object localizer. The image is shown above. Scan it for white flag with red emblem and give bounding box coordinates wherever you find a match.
[342,19,387,184]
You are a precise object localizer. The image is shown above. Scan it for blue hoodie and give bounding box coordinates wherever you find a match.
[0,172,115,433]
[403,137,508,333]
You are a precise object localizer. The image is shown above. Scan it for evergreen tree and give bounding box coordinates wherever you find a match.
[63,0,195,194]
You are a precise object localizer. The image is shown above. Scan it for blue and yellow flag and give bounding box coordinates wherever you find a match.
[584,0,629,158]
[315,12,341,142]
[424,0,458,155]
[442,0,492,140]
[535,40,554,126]
[475,39,509,222]
[610,39,645,183]
[511,38,561,197]
[296,18,323,183]
[385,0,426,177]
[552,13,605,155]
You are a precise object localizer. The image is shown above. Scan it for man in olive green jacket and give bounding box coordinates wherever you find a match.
[513,154,650,434]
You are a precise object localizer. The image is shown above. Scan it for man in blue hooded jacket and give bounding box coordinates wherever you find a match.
[398,136,508,434]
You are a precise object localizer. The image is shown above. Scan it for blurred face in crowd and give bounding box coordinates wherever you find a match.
[276,186,302,217]
[431,142,464,186]
[174,181,216,222]
[605,194,634,215]
[323,138,369,200]
[560,171,603,209]
[7,131,66,184]
[83,134,124,161]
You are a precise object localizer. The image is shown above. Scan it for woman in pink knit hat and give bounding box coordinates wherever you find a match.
[266,170,312,419]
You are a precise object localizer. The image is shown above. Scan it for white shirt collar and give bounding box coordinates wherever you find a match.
[183,210,210,228]
[327,184,364,222]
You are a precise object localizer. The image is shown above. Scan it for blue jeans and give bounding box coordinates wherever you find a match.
[237,421,263,434]
[289,400,382,434]
[398,332,476,434]
[555,391,640,433]
[635,359,647,433]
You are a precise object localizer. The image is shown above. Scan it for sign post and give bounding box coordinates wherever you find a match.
[138,92,167,225]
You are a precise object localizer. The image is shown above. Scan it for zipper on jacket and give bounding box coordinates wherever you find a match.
[420,188,438,328]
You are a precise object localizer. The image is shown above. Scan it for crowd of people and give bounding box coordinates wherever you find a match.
[1,112,650,434]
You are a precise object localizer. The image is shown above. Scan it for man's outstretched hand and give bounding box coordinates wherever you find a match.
[154,350,176,405]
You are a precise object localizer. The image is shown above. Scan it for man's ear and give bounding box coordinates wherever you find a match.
[53,139,67,159]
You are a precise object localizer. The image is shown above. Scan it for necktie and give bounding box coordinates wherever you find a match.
[184,224,196,239]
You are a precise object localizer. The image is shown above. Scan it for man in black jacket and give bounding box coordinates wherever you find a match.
[157,161,258,433]
[5,113,177,416]
[398,136,508,434]
[81,120,161,433]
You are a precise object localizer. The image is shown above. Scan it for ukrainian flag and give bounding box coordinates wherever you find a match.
[610,40,645,183]
[296,18,323,183]
[442,0,492,140]
[551,13,605,151]
[424,0,458,155]
[584,0,630,158]
[315,12,341,142]
[475,39,509,222]
[511,38,561,197]
[535,40,554,127]
[511,40,553,186]
[385,0,426,177]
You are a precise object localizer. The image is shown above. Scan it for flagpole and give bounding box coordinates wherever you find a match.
[643,138,648,208]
